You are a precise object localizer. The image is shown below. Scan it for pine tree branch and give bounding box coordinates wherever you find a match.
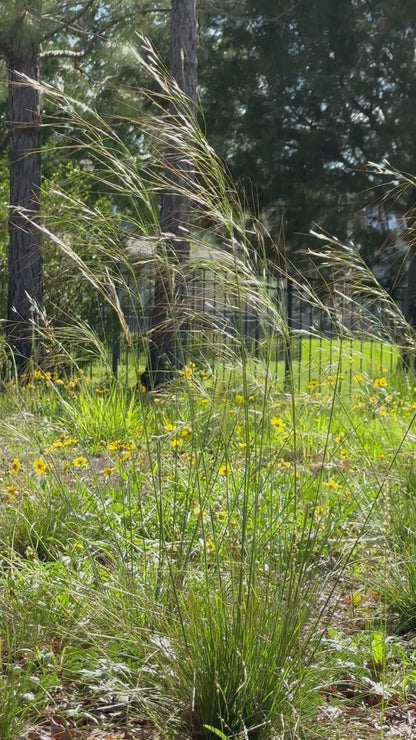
[40,0,96,43]
[40,40,95,60]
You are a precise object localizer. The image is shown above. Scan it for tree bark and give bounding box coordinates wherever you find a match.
[6,41,42,375]
[142,0,197,389]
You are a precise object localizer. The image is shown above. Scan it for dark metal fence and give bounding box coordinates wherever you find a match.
[109,272,407,389]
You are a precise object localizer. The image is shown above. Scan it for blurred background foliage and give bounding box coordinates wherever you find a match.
[1,0,416,333]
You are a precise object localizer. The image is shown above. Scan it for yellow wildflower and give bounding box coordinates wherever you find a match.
[171,438,183,449]
[33,458,48,474]
[339,448,348,459]
[120,442,135,453]
[5,485,17,504]
[374,377,387,388]
[164,424,175,433]
[112,441,128,453]
[205,538,216,552]
[62,437,78,447]
[73,456,87,467]
[218,464,231,476]
[11,458,20,474]
[102,467,115,477]
[271,417,285,432]
[307,379,319,389]
[354,374,363,383]
[314,505,327,519]
[235,394,244,405]
[182,426,191,439]
[324,479,339,491]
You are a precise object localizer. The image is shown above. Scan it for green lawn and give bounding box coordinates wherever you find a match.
[112,335,402,394]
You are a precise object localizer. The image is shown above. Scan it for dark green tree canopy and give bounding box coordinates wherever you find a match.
[199,0,416,273]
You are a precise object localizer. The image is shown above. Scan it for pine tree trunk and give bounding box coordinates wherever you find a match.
[142,0,197,388]
[6,45,42,375]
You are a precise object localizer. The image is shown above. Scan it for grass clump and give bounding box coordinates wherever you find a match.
[2,38,416,740]
[2,361,416,738]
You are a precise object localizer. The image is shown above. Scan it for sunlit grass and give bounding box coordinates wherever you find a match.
[2,37,416,740]
[108,337,402,396]
[0,357,416,737]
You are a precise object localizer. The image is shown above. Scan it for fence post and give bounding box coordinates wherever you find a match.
[111,309,120,379]
[284,279,293,390]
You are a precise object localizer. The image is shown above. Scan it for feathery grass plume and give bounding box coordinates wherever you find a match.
[4,39,415,740]
[307,227,413,349]
[16,38,291,382]
[302,159,416,364]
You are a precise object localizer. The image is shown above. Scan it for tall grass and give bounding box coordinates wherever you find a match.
[1,39,416,740]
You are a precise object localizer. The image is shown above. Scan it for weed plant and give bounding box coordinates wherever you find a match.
[2,40,416,740]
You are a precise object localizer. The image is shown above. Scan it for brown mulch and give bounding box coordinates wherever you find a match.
[19,702,416,740]
[317,701,416,738]
[21,716,162,740]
